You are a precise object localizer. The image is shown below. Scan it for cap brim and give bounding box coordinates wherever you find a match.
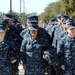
[1,15,11,20]
[28,27,38,30]
[54,22,58,25]
[68,26,75,29]
[0,30,5,32]
[4,17,10,19]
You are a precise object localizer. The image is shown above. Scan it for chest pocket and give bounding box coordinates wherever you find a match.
[33,43,43,49]
[26,40,33,57]
[26,40,44,57]
[26,40,32,51]
[26,52,33,57]
[26,44,32,50]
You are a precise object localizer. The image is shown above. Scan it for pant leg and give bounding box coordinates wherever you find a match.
[3,66,13,75]
[63,70,72,75]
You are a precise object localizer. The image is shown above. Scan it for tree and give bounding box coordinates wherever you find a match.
[39,1,62,22]
[60,0,75,18]
[8,10,27,24]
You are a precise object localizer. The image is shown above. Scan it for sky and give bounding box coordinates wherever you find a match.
[0,0,58,15]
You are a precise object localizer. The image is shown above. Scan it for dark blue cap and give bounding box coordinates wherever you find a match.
[5,14,14,19]
[54,21,58,25]
[1,19,9,26]
[57,13,64,18]
[28,24,38,30]
[62,15,69,24]
[1,14,14,20]
[27,15,38,23]
[49,18,58,25]
[66,18,75,29]
[13,19,20,24]
[62,19,67,24]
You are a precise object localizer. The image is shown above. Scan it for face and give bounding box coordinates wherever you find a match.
[29,30,38,39]
[8,19,13,26]
[57,18,62,25]
[0,31,6,40]
[67,28,75,37]
[61,23,67,31]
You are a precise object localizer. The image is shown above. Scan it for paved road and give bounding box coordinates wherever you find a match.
[19,64,24,75]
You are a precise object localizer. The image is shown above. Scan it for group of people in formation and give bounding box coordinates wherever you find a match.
[0,13,75,75]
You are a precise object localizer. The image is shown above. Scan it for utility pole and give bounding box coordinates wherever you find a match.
[23,0,25,13]
[22,0,25,24]
[20,0,22,15]
[20,0,22,23]
[10,0,12,15]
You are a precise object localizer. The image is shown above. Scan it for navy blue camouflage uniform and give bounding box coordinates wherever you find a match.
[0,35,19,75]
[46,25,53,38]
[20,29,53,75]
[2,19,21,75]
[57,35,75,75]
[51,24,64,75]
[20,29,28,39]
[21,27,51,46]
[52,25,63,50]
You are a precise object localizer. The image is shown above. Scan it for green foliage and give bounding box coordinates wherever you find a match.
[1,0,75,23]
[20,12,26,24]
[60,0,75,17]
[8,10,19,18]
[39,0,75,22]
[8,10,26,24]
[27,12,37,16]
[39,1,62,22]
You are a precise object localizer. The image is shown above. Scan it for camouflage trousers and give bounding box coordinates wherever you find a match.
[0,63,16,75]
[24,68,45,75]
[63,69,75,75]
